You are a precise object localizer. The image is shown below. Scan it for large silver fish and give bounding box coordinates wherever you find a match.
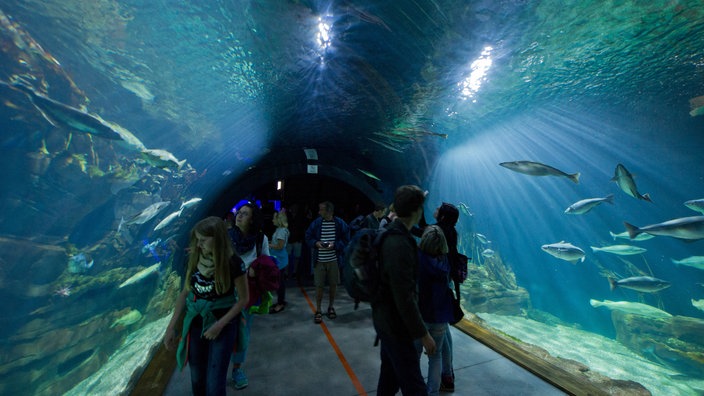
[693,299,704,312]
[541,241,585,264]
[590,245,647,255]
[624,216,704,241]
[118,262,161,288]
[125,201,170,225]
[565,194,614,215]
[609,230,654,241]
[2,80,124,140]
[608,276,671,293]
[671,256,704,271]
[499,161,580,184]
[141,149,186,170]
[154,209,182,231]
[180,197,203,211]
[589,299,672,319]
[684,199,704,214]
[611,163,652,202]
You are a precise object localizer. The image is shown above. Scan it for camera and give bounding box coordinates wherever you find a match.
[322,242,331,248]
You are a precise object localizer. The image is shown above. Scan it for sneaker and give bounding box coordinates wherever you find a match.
[439,375,454,392]
[232,368,248,390]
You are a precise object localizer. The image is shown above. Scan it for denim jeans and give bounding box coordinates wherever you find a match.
[442,328,453,378]
[415,322,448,396]
[377,332,427,396]
[231,309,252,365]
[188,315,238,396]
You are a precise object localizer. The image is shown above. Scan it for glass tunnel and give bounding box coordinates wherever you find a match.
[1,1,703,395]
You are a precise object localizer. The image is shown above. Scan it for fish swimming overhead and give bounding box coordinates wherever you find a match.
[624,216,704,241]
[141,149,186,170]
[671,256,704,271]
[125,201,170,225]
[608,276,671,293]
[590,245,647,255]
[609,230,654,241]
[118,262,161,288]
[589,299,672,319]
[541,241,585,264]
[565,194,614,215]
[180,197,202,211]
[499,161,580,184]
[611,163,652,202]
[154,209,182,231]
[481,249,495,258]
[692,299,704,312]
[2,80,125,141]
[684,199,704,214]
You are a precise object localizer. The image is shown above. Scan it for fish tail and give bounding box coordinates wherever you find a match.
[590,246,599,252]
[641,193,653,203]
[569,172,580,184]
[604,194,615,205]
[609,231,617,240]
[608,277,618,291]
[589,299,601,308]
[623,222,641,239]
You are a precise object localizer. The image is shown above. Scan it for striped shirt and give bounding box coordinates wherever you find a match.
[318,219,337,262]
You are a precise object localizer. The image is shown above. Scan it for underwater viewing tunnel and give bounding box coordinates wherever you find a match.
[1,1,704,395]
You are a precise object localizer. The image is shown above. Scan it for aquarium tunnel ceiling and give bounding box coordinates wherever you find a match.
[2,1,704,394]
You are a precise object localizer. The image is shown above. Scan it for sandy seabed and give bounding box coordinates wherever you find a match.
[476,312,704,396]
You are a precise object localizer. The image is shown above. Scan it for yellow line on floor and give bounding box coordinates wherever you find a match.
[300,286,368,396]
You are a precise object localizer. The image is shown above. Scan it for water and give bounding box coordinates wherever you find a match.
[0,1,703,394]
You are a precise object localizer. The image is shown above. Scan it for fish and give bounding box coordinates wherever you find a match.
[624,216,704,241]
[684,199,704,214]
[357,168,381,181]
[671,256,704,271]
[124,201,170,225]
[590,244,647,255]
[689,95,704,117]
[118,262,161,288]
[474,233,490,245]
[609,230,654,241]
[565,194,614,215]
[541,241,585,264]
[68,253,94,274]
[481,249,494,258]
[608,276,671,293]
[180,197,202,211]
[154,209,182,231]
[692,299,704,312]
[458,202,473,217]
[499,161,580,184]
[141,238,162,255]
[141,149,186,170]
[589,299,672,319]
[1,80,125,141]
[611,163,652,202]
[116,216,125,235]
[110,309,143,328]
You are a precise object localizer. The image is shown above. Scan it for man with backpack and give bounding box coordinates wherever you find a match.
[373,185,436,395]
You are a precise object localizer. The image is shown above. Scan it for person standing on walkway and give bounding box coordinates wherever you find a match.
[163,216,249,396]
[269,209,290,313]
[373,185,436,396]
[228,202,269,390]
[305,201,350,324]
[416,225,454,396]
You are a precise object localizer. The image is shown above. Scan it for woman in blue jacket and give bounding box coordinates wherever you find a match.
[416,225,454,396]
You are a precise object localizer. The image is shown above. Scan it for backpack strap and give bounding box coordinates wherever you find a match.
[255,232,264,257]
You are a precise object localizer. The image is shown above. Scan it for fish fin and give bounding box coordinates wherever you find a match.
[569,172,580,184]
[641,193,653,203]
[604,194,615,204]
[609,231,617,240]
[623,222,641,239]
[608,278,617,291]
[580,256,585,263]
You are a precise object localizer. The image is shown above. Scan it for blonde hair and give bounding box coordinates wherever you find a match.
[273,210,288,228]
[419,225,448,257]
[185,216,233,294]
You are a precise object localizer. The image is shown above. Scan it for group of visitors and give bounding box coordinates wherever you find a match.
[163,186,465,395]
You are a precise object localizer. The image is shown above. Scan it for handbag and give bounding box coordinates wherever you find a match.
[448,288,464,325]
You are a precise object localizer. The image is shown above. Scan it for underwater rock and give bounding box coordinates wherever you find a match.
[611,311,704,377]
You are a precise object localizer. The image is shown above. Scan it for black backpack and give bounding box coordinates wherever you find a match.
[348,215,366,236]
[342,227,399,305]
